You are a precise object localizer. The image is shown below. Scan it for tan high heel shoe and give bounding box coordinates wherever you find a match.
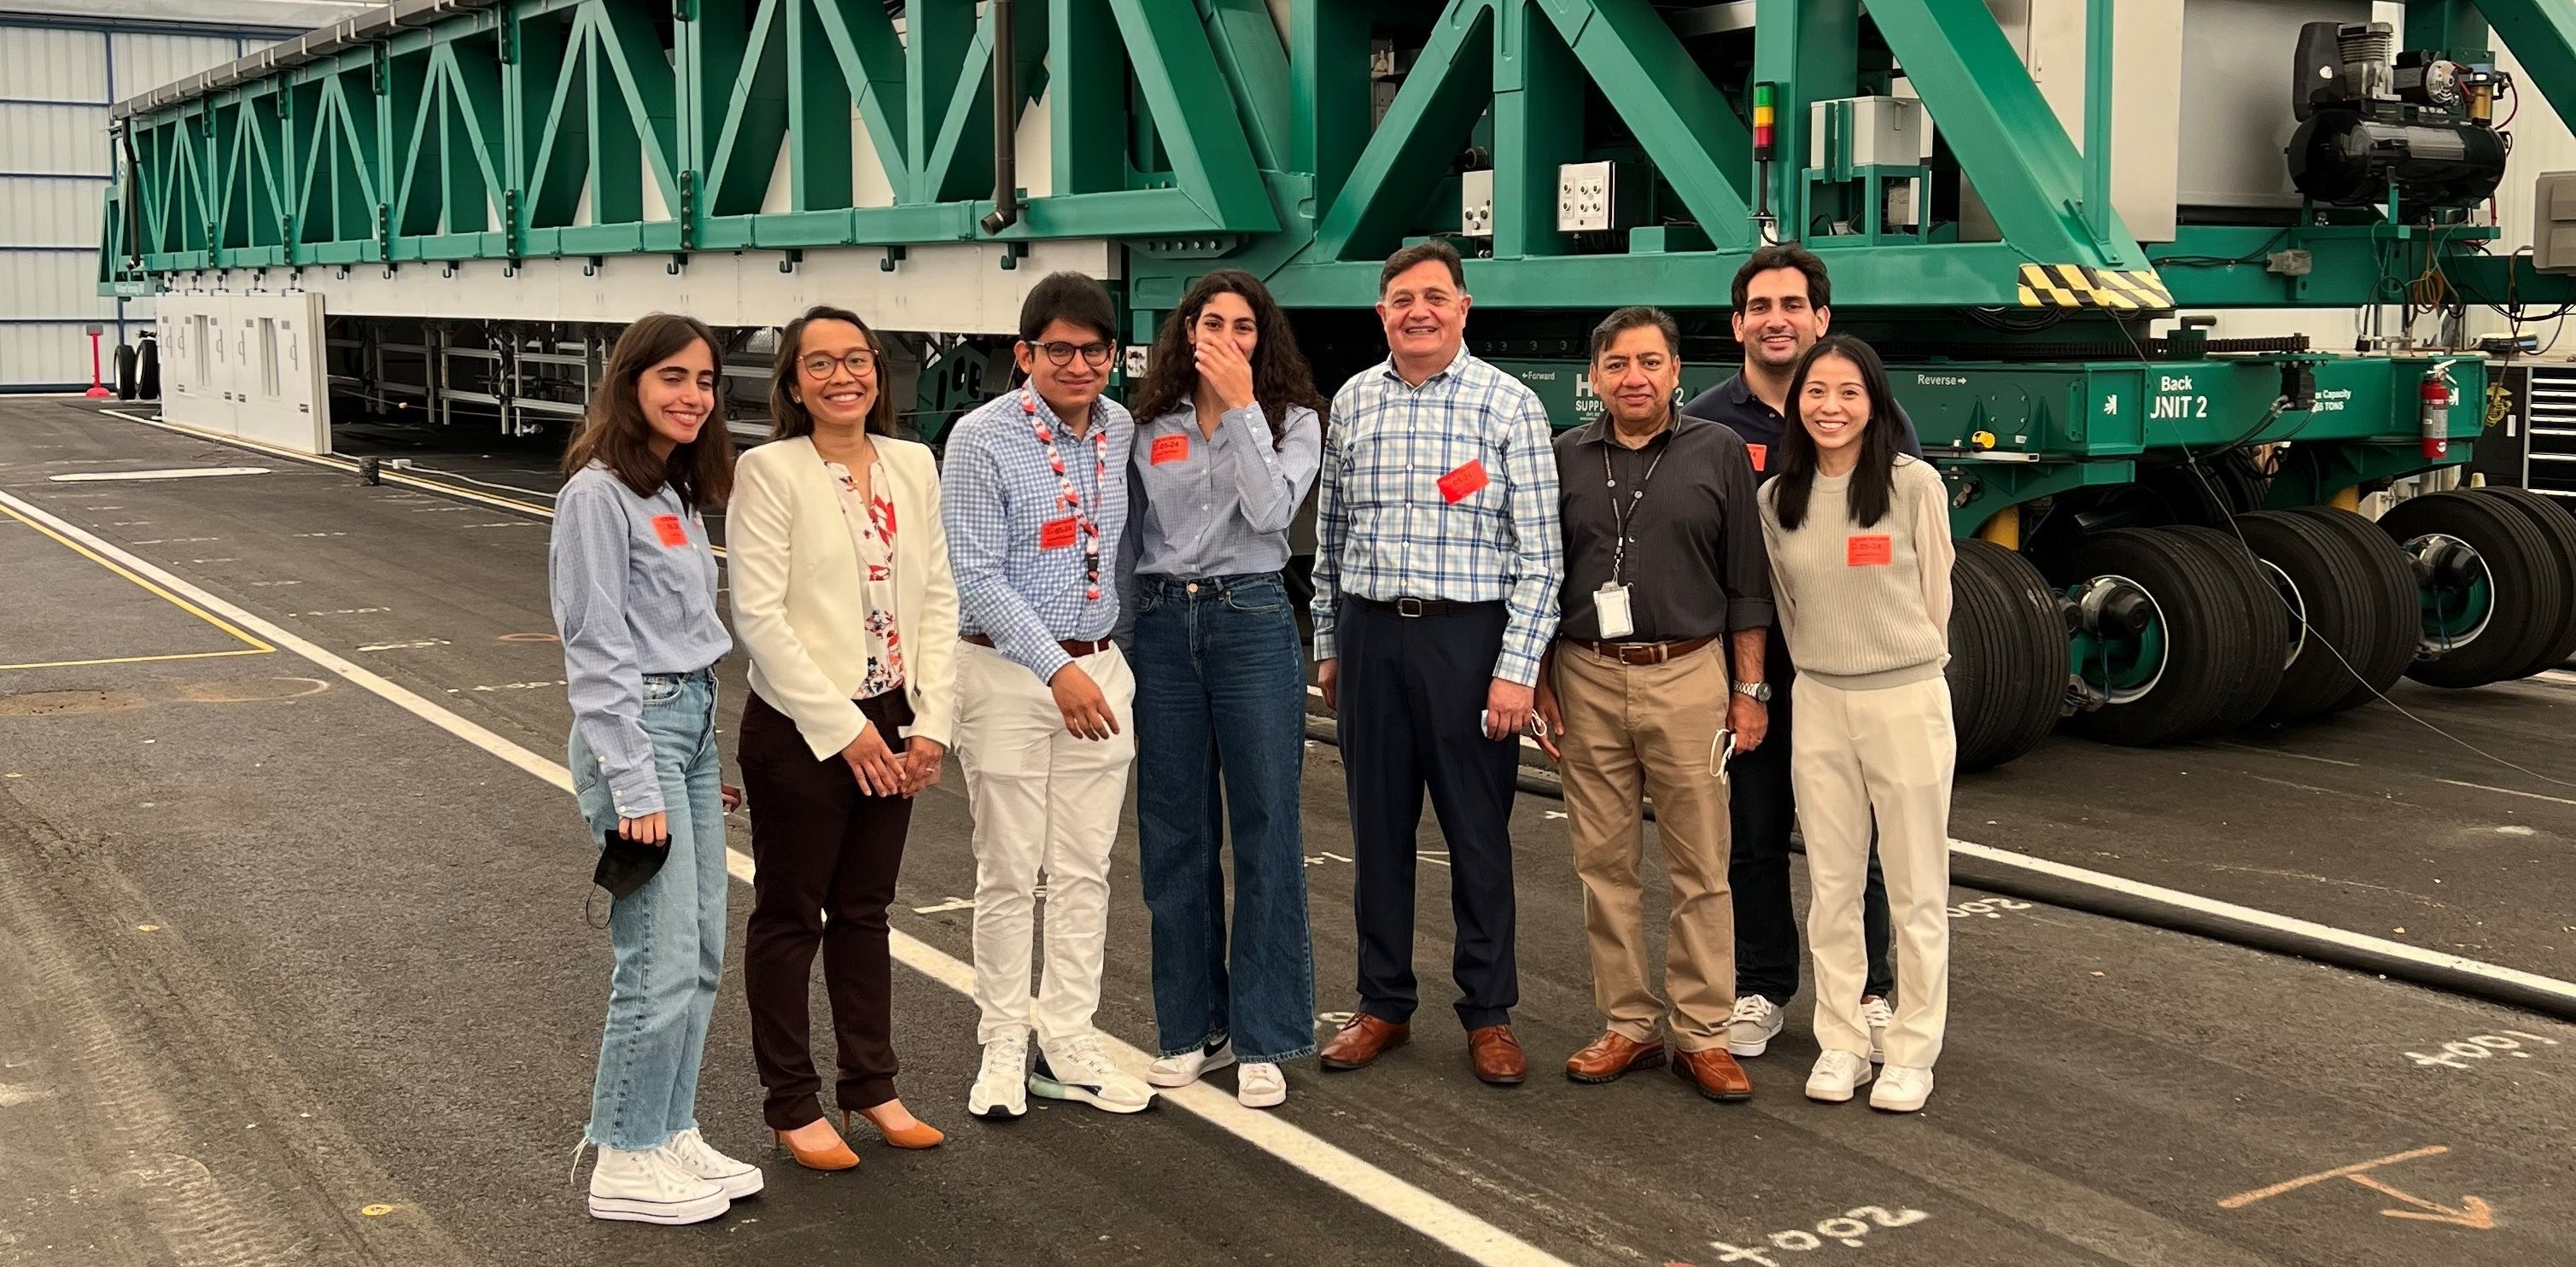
[847,1103,945,1150]
[774,1117,860,1171]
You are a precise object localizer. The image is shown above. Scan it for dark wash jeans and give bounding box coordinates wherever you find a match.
[1131,572,1317,1063]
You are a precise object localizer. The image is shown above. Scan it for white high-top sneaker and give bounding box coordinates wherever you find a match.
[1146,1037,1235,1089]
[969,1031,1031,1120]
[587,1144,729,1225]
[659,1129,763,1200]
[1031,1035,1156,1114]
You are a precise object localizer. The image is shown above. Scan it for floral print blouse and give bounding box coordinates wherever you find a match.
[824,457,905,698]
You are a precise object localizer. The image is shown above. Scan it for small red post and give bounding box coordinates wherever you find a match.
[84,324,112,399]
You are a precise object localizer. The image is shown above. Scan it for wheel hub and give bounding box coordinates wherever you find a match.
[2402,533,2494,656]
[2067,575,2170,705]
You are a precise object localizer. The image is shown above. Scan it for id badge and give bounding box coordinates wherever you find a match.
[1594,581,1635,639]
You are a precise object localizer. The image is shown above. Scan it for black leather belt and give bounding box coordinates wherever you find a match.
[1356,596,1481,618]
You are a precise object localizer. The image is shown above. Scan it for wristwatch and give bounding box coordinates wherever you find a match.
[1733,680,1772,703]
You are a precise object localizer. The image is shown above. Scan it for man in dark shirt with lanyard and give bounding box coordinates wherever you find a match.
[1679,244,1919,1065]
[1534,306,1768,1102]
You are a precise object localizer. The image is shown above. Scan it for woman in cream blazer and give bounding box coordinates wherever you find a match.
[730,305,958,1169]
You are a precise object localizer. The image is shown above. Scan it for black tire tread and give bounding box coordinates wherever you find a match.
[2236,511,2383,722]
[2063,527,2259,746]
[2474,486,2576,679]
[2164,524,2290,738]
[2288,506,2419,714]
[1946,539,2066,770]
[2378,490,2561,688]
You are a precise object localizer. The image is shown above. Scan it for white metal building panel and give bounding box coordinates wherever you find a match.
[1,178,109,247]
[0,102,113,175]
[109,32,252,100]
[0,26,108,102]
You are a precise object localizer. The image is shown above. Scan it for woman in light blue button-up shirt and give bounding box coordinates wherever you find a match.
[1119,270,1326,1109]
[549,312,764,1223]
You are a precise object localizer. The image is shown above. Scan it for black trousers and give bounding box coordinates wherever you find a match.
[1336,598,1519,1031]
[738,689,917,1129]
[1730,631,1895,1006]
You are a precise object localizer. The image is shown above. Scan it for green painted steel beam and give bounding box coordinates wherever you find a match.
[1051,0,1125,196]
[1491,0,1578,258]
[1200,0,1291,173]
[1866,0,2147,270]
[1268,241,2043,309]
[1309,0,1494,263]
[1108,0,1275,231]
[1538,0,1754,248]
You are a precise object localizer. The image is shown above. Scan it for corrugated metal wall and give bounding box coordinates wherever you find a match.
[0,16,289,389]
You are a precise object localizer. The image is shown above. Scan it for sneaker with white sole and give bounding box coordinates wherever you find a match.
[1860,996,1894,1064]
[1031,1035,1157,1114]
[587,1145,729,1225]
[1147,1036,1235,1089]
[1804,1050,1875,1103]
[1870,1064,1934,1112]
[970,1032,1031,1120]
[1726,995,1786,1058]
[1235,1062,1286,1109]
[658,1129,762,1200]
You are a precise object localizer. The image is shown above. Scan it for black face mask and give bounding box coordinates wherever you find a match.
[593,830,669,901]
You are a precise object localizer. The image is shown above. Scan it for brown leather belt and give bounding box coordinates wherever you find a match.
[1568,634,1715,666]
[964,633,1114,657]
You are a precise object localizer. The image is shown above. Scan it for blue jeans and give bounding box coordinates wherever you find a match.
[569,668,727,1153]
[1131,573,1317,1063]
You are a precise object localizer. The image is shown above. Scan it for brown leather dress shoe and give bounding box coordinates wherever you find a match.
[1564,1031,1668,1084]
[1318,1013,1411,1071]
[1672,1047,1755,1102]
[1467,1025,1527,1086]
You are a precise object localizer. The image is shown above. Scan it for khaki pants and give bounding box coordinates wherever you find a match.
[1791,673,1954,1069]
[1552,639,1736,1052]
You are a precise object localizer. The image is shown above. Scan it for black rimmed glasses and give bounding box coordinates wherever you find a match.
[1031,340,1115,368]
[800,350,879,378]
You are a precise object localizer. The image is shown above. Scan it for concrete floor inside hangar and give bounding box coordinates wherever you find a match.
[2,399,2571,1266]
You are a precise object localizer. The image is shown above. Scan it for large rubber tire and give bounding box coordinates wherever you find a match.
[2163,524,2288,737]
[2473,486,2576,678]
[2235,511,2398,722]
[1946,538,2067,770]
[2287,506,2420,715]
[2063,527,2268,747]
[136,336,161,400]
[2378,490,2565,688]
[113,344,137,400]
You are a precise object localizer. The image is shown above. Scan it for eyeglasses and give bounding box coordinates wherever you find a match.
[800,351,878,378]
[1031,340,1115,368]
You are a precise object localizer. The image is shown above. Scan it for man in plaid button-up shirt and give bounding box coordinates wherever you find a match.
[1311,241,1563,1087]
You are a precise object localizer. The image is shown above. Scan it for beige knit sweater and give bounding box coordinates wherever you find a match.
[1756,456,1954,690]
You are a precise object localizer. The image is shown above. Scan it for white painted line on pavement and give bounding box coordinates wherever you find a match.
[0,487,1575,1267]
[2433,778,2576,809]
[50,466,272,482]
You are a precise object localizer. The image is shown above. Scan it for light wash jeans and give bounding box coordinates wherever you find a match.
[569,667,727,1152]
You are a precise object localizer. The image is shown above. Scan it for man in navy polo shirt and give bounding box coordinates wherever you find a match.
[1679,243,1919,1064]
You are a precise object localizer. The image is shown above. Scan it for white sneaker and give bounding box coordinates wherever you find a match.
[1871,1065,1934,1112]
[970,1032,1031,1120]
[1726,995,1786,1058]
[587,1145,729,1225]
[1804,1050,1875,1104]
[1031,1035,1157,1114]
[658,1129,762,1200]
[1147,1037,1235,1089]
[1235,1062,1286,1109]
[1860,996,1894,1064]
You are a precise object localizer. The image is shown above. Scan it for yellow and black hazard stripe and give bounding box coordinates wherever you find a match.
[2015,263,2174,311]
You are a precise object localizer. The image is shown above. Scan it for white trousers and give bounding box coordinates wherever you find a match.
[1790,673,1955,1069]
[956,641,1136,1046]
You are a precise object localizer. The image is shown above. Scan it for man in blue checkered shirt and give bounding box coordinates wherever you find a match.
[1310,240,1563,1087]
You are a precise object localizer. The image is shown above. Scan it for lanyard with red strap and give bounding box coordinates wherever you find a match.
[1025,388,1109,601]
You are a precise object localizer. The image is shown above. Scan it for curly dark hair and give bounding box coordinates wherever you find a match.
[1126,269,1327,447]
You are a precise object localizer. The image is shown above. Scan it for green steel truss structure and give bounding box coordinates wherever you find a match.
[104,0,2576,311]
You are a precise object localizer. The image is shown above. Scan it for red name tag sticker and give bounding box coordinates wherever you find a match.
[1745,442,1767,472]
[1437,459,1490,504]
[1847,534,1894,566]
[1150,434,1189,465]
[1039,516,1079,550]
[651,514,689,548]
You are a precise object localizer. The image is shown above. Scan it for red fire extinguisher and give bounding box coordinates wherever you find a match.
[2420,361,2457,460]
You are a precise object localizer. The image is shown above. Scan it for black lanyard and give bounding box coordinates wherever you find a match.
[1603,429,1669,586]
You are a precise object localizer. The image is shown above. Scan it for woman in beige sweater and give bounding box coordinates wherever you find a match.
[1755,333,1956,1114]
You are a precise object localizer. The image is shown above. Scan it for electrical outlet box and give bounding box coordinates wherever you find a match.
[1808,96,1928,170]
[1460,169,1494,237]
[1557,161,1617,233]
[2535,172,2576,274]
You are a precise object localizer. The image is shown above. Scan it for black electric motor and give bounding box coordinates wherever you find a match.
[2288,113,2508,209]
[2286,19,2509,212]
